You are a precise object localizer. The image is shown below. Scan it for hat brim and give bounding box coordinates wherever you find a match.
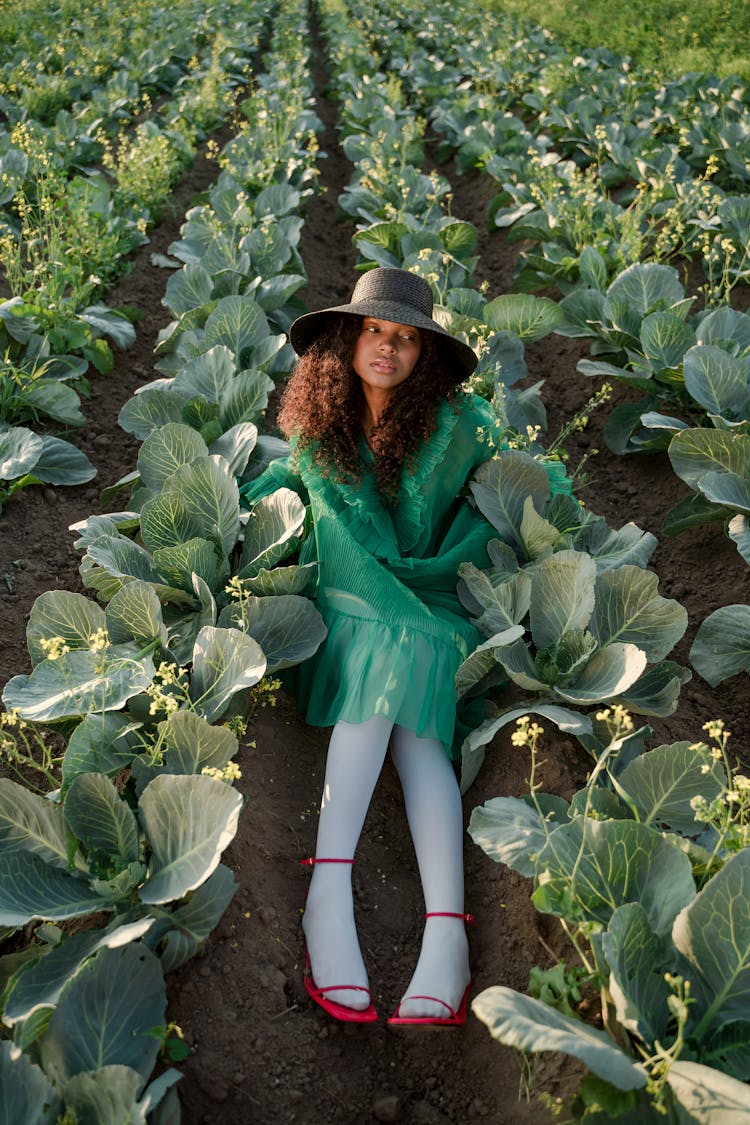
[289,300,478,377]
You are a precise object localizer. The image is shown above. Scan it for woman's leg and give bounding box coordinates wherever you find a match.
[302,714,394,1010]
[390,725,471,1019]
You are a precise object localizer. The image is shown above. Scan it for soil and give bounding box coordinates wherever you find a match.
[2,26,750,1125]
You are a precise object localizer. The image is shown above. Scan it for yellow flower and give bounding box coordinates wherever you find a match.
[202,761,242,782]
[39,636,71,661]
[511,715,544,747]
[148,693,179,717]
[0,708,22,728]
[703,718,729,746]
[89,627,109,653]
[225,576,246,601]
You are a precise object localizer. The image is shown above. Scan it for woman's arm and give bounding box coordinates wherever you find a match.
[386,504,495,592]
[238,457,309,508]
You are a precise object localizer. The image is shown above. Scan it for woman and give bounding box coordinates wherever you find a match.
[240,268,502,1026]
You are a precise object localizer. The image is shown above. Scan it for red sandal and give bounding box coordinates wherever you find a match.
[300,858,378,1024]
[387,912,475,1028]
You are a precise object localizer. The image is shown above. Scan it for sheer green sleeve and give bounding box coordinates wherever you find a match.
[238,458,309,508]
[543,458,575,498]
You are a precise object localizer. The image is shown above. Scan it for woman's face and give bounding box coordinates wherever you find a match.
[352,317,422,398]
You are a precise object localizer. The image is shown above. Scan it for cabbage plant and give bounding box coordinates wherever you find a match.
[465,450,658,571]
[0,708,245,1110]
[457,453,687,786]
[490,164,639,292]
[690,603,750,687]
[0,578,321,728]
[559,263,697,451]
[666,427,750,539]
[0,949,181,1125]
[2,426,326,722]
[339,129,448,227]
[0,757,242,1121]
[0,294,137,377]
[116,146,314,447]
[0,424,95,512]
[353,213,478,291]
[564,276,750,469]
[0,768,240,938]
[1,594,266,727]
[617,306,750,473]
[458,547,687,787]
[468,721,750,1120]
[71,423,325,667]
[159,178,308,336]
[655,311,750,539]
[0,336,89,429]
[118,342,277,446]
[438,291,563,435]
[431,99,539,174]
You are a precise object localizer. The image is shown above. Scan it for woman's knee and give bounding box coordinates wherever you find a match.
[390,724,448,771]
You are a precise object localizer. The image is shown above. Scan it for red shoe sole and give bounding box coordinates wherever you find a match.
[387,984,470,1027]
[303,953,378,1023]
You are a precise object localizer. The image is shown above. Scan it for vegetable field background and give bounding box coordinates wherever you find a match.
[1,0,750,1122]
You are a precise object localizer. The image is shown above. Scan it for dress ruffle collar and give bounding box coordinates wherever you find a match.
[393,399,460,553]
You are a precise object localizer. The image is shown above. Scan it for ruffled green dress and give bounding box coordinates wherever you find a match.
[239,392,501,760]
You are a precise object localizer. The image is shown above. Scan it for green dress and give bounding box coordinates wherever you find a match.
[239,392,501,760]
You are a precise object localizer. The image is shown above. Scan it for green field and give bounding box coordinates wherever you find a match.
[1,0,750,1118]
[484,0,750,79]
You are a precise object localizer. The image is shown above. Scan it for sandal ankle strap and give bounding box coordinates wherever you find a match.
[300,857,354,867]
[425,911,475,925]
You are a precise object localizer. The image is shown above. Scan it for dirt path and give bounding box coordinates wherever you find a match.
[166,30,580,1125]
[2,15,749,1125]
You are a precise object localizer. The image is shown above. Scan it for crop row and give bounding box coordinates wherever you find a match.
[358,0,750,302]
[0,0,270,510]
[0,0,260,126]
[315,1,750,1118]
[350,0,750,695]
[0,0,748,1119]
[0,1,327,1118]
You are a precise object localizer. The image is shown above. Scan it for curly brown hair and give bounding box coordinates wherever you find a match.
[277,314,464,502]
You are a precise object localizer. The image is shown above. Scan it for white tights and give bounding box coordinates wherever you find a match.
[301,715,470,1018]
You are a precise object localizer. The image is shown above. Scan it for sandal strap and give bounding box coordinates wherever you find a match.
[300,857,354,866]
[310,983,371,998]
[395,994,458,1019]
[425,911,475,925]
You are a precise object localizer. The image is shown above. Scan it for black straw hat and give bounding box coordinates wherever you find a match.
[289,267,478,376]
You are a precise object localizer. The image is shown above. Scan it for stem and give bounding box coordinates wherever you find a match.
[559,918,595,977]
